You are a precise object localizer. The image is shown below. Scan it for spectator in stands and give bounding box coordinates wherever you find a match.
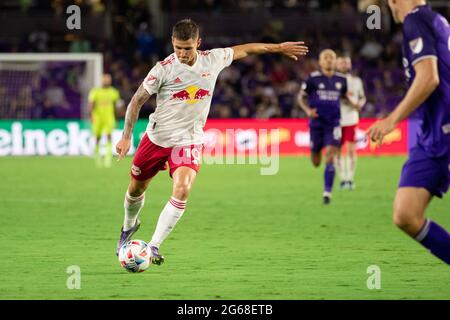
[135,22,158,62]
[42,80,70,118]
[15,85,34,119]
[359,35,384,60]
[1,0,422,121]
[0,86,8,118]
[69,35,92,53]
[28,27,49,52]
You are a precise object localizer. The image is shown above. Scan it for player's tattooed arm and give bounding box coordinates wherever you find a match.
[122,84,150,140]
[232,42,308,61]
[116,84,150,160]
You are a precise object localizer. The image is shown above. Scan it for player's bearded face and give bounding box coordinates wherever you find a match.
[172,37,201,65]
[337,58,351,73]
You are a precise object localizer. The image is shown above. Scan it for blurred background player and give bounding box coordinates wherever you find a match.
[336,55,366,190]
[88,73,120,168]
[298,49,353,204]
[115,19,308,263]
[368,0,450,265]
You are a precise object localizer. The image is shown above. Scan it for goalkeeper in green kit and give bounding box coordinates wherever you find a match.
[88,73,120,167]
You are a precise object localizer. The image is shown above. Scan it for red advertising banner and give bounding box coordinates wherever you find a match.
[203,119,408,155]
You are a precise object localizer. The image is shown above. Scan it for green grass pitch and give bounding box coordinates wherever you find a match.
[0,156,449,300]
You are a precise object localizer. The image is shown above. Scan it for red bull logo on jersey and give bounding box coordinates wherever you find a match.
[131,164,141,176]
[170,85,211,104]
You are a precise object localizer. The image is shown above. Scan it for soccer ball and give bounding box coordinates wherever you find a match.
[118,239,151,273]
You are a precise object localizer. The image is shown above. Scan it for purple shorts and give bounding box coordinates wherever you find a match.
[309,124,341,153]
[399,147,450,198]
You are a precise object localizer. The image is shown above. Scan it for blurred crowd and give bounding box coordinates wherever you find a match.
[1,0,447,120]
[0,62,85,119]
[162,0,361,12]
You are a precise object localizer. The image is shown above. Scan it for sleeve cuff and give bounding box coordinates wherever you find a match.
[411,55,437,66]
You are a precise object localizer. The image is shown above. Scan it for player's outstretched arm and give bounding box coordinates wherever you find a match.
[367,58,439,146]
[116,84,150,160]
[232,42,308,61]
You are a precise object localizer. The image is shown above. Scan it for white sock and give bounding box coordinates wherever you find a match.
[123,191,145,231]
[347,155,357,182]
[336,155,347,182]
[149,197,187,248]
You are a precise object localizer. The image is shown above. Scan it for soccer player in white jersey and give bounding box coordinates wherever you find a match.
[114,19,308,264]
[335,56,366,190]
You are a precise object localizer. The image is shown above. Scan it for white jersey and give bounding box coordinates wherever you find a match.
[142,48,234,147]
[340,74,365,127]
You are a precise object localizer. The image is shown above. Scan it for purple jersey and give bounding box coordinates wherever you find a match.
[302,71,348,128]
[402,4,450,157]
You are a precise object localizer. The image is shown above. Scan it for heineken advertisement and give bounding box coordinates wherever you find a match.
[0,120,147,156]
[0,119,410,156]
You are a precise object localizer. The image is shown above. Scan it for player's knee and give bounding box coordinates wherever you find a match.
[349,148,357,158]
[393,200,410,227]
[128,187,145,198]
[393,211,408,230]
[325,149,337,163]
[311,154,321,167]
[392,205,423,235]
[128,179,148,197]
[173,181,192,200]
[325,155,334,165]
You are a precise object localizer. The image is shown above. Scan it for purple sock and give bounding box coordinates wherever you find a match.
[415,219,450,265]
[324,163,335,193]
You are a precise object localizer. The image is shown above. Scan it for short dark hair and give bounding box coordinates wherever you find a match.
[172,19,199,40]
[337,52,351,59]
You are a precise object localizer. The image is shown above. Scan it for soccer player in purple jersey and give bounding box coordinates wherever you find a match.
[298,49,355,204]
[368,0,450,265]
